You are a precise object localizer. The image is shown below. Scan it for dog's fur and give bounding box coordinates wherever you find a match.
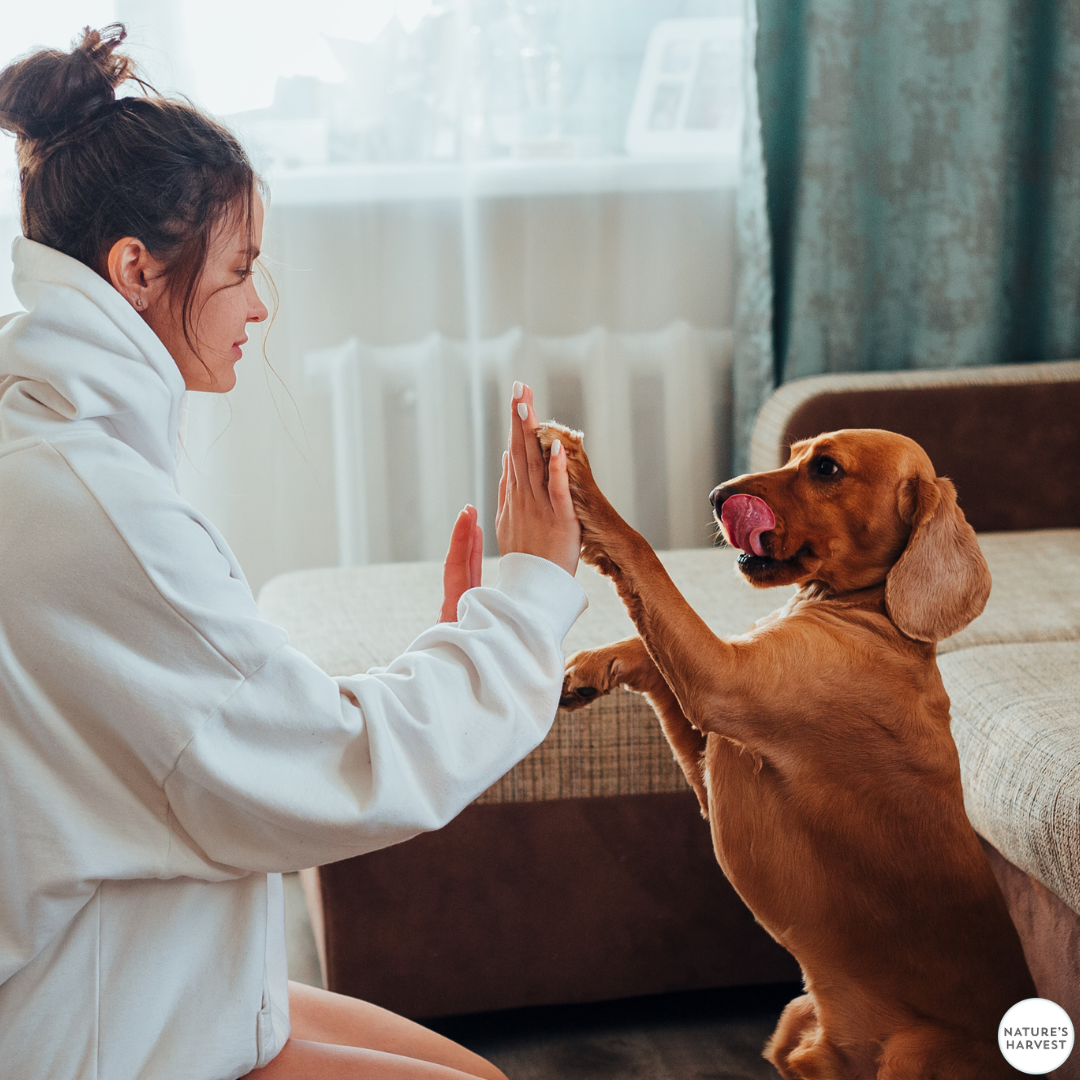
[542,424,1035,1080]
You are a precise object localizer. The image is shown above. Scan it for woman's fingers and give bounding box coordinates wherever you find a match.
[545,438,581,575]
[508,383,550,507]
[496,381,581,578]
[446,505,474,563]
[439,505,477,623]
[496,450,508,527]
[509,382,540,492]
[546,438,576,522]
[470,520,483,588]
[508,382,527,489]
[518,397,548,503]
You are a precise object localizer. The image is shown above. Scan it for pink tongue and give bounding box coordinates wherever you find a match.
[720,494,775,557]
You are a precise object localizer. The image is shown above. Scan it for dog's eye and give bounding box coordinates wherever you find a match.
[814,456,841,477]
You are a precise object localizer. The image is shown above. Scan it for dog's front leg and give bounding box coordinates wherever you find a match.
[538,423,731,722]
[562,637,708,813]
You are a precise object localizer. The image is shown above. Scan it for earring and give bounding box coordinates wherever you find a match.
[134,296,144,308]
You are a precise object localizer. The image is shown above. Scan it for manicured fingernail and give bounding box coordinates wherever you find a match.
[551,438,562,457]
[513,381,523,399]
[517,402,529,421]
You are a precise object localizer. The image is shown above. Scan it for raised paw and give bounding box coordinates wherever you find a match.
[537,422,590,499]
[560,646,624,710]
[537,422,625,572]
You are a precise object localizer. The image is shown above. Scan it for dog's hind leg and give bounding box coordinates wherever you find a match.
[764,995,869,1080]
[765,995,820,1078]
[764,995,851,1079]
[562,637,708,812]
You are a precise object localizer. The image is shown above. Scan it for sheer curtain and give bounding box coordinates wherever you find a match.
[2,1,744,593]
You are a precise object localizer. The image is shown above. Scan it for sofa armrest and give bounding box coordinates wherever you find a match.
[748,360,1080,532]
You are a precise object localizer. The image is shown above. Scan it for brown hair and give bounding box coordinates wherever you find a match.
[0,24,265,359]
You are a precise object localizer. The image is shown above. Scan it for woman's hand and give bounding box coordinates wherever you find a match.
[496,382,581,578]
[439,504,483,623]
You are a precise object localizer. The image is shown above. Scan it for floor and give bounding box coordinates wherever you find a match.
[282,872,794,1079]
[429,985,795,1080]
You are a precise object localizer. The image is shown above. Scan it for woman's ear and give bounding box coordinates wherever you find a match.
[106,237,164,313]
[885,476,991,643]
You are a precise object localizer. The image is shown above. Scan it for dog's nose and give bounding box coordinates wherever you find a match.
[710,484,729,512]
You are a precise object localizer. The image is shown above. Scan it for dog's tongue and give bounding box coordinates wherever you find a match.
[721,494,775,557]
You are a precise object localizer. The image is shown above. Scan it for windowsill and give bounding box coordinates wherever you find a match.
[266,151,740,206]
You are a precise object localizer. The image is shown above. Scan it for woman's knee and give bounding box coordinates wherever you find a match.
[285,982,506,1080]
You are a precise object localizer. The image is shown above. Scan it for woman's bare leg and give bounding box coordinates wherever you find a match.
[251,1039,496,1080]
[247,982,506,1080]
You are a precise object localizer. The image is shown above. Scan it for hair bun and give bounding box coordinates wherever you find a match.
[0,24,136,143]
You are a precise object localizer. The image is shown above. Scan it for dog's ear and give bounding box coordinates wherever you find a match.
[885,476,991,643]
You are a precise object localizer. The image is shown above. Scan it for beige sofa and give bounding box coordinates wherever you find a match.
[259,359,1080,1073]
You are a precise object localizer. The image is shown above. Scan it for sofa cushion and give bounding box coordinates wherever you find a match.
[942,640,1080,917]
[941,530,1080,654]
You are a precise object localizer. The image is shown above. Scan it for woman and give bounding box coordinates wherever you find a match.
[0,26,583,1080]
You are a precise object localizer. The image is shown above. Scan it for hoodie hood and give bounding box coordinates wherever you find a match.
[0,237,186,488]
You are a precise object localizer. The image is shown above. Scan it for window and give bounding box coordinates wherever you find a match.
[1,1,745,585]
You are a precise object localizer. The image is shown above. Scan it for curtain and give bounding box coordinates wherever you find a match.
[735,0,1080,442]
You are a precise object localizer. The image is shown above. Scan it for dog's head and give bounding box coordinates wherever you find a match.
[712,429,990,642]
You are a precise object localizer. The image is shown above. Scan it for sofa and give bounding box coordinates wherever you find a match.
[258,358,1080,1071]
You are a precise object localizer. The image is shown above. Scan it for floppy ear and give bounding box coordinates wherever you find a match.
[885,476,991,643]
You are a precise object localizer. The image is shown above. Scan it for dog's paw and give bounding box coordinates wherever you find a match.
[537,422,588,490]
[537,421,623,572]
[560,647,622,710]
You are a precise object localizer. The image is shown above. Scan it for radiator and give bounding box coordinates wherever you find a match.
[306,320,732,566]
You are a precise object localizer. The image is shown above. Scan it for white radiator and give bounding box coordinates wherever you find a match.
[306,320,732,566]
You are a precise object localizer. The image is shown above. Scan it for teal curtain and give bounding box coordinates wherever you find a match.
[733,0,1080,466]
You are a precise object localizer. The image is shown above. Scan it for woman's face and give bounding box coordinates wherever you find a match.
[144,194,269,393]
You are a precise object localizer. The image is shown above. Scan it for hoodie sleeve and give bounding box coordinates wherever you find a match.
[162,553,587,873]
[43,438,587,877]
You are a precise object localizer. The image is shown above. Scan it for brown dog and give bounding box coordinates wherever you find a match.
[543,424,1035,1080]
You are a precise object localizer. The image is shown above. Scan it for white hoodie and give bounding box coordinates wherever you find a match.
[0,238,587,1080]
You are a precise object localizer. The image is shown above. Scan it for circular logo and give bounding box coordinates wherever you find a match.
[999,998,1074,1074]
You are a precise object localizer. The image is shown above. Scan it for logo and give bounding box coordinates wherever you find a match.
[999,998,1074,1074]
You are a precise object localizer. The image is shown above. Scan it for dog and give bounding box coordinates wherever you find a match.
[542,423,1036,1080]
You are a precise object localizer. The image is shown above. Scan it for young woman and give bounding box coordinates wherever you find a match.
[0,26,583,1080]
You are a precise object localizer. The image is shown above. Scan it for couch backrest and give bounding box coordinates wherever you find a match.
[748,361,1080,532]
